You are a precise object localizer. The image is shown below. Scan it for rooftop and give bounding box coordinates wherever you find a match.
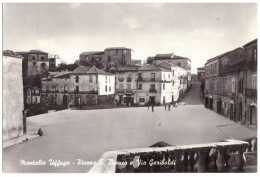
[154,53,191,61]
[139,64,170,72]
[243,39,257,48]
[3,50,24,59]
[105,47,131,50]
[116,65,141,72]
[72,65,113,75]
[80,51,104,56]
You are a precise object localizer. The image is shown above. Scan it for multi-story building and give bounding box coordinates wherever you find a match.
[136,64,173,105]
[41,66,115,107]
[79,47,132,69]
[148,53,192,87]
[114,66,140,105]
[104,47,132,66]
[197,67,205,81]
[3,50,25,140]
[79,51,105,67]
[157,62,188,100]
[26,87,41,105]
[204,46,252,124]
[243,39,257,126]
[16,50,49,77]
[48,54,62,70]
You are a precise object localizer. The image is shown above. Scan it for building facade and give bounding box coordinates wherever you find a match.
[41,66,115,107]
[204,40,257,125]
[114,66,140,105]
[197,67,205,81]
[3,51,25,140]
[148,53,192,88]
[136,64,173,105]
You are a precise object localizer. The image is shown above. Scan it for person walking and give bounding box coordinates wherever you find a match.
[164,103,167,110]
[168,104,171,111]
[147,102,150,110]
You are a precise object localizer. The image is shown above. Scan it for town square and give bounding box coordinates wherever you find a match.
[2,3,258,173]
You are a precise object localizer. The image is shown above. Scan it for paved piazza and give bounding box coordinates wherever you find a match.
[3,83,256,172]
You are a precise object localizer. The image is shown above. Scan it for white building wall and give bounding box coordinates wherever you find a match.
[98,75,115,95]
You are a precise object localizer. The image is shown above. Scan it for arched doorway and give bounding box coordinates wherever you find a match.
[63,95,68,105]
[250,105,257,125]
[238,102,243,122]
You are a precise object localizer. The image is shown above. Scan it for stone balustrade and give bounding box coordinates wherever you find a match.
[89,139,251,173]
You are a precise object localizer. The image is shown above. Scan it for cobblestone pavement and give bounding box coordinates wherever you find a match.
[2,83,256,172]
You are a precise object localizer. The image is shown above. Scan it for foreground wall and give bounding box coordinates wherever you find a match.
[3,55,24,140]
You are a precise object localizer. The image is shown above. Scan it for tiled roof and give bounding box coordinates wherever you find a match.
[116,65,141,72]
[80,51,104,55]
[206,47,243,64]
[105,47,131,50]
[139,64,170,72]
[29,50,48,54]
[154,53,174,58]
[157,61,179,70]
[154,53,190,61]
[72,66,113,75]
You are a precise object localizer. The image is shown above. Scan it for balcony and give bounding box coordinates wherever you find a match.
[245,89,257,98]
[89,139,250,173]
[149,88,157,93]
[127,77,132,82]
[118,78,124,82]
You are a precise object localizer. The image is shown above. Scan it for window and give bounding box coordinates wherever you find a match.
[35,97,38,102]
[253,49,257,61]
[231,78,235,93]
[127,84,131,90]
[215,63,217,73]
[109,86,111,92]
[178,62,181,67]
[138,73,143,80]
[172,70,174,76]
[41,63,46,68]
[41,57,45,60]
[89,75,93,83]
[32,56,36,60]
[172,81,175,86]
[150,84,155,90]
[252,75,257,89]
[64,86,68,92]
[105,85,107,92]
[151,73,155,81]
[105,76,107,83]
[75,86,79,93]
[76,76,79,83]
[163,84,165,90]
[119,84,123,89]
[163,96,165,104]
[46,86,49,92]
[138,84,142,90]
[168,73,170,79]
[33,62,37,66]
[239,78,244,93]
[139,97,145,103]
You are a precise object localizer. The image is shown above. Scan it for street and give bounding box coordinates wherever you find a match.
[3,83,256,172]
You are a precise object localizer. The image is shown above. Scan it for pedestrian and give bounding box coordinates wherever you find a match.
[152,104,154,112]
[164,103,167,110]
[38,128,43,136]
[168,104,171,111]
[175,102,178,108]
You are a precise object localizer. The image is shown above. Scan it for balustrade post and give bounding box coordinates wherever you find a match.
[187,151,195,172]
[216,147,225,172]
[194,150,206,172]
[174,151,183,172]
[236,148,246,172]
[126,154,135,173]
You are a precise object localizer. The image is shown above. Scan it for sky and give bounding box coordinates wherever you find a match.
[3,3,257,73]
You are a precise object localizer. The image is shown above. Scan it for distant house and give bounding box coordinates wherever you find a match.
[149,53,192,88]
[3,50,25,140]
[197,67,205,81]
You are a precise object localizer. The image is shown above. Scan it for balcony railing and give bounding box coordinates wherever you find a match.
[89,139,250,173]
[245,89,257,98]
[149,88,157,93]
